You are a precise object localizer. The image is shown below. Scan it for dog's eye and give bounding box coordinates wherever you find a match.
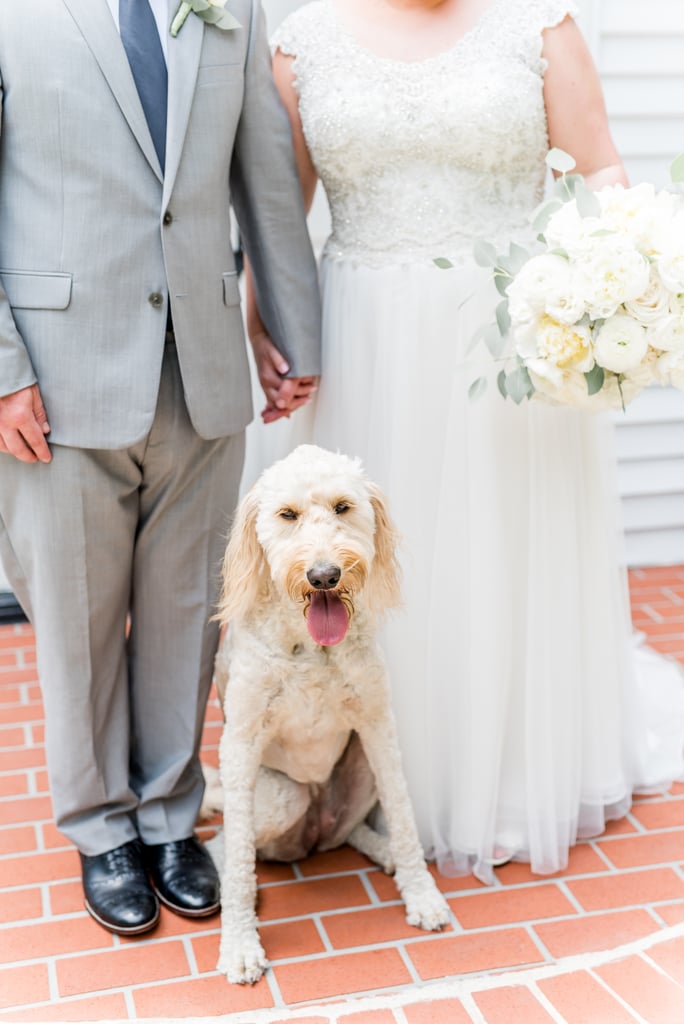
[278,508,299,521]
[334,502,350,515]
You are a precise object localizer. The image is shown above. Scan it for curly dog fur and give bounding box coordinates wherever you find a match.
[210,445,449,984]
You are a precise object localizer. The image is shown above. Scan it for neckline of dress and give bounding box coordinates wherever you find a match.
[325,0,505,67]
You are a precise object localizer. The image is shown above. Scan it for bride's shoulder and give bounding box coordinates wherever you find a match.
[271,1,332,59]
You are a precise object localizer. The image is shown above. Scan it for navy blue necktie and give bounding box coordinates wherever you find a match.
[119,0,168,172]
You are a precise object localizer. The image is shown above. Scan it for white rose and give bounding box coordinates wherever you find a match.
[593,314,649,373]
[623,270,672,326]
[579,239,651,320]
[646,313,684,353]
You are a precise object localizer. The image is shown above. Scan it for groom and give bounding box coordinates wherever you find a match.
[0,0,320,935]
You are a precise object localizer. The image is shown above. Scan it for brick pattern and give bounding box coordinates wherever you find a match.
[0,572,683,1022]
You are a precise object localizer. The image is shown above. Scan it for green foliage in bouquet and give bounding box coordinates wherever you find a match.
[436,149,684,411]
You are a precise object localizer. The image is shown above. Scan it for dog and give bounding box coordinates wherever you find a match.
[210,444,449,984]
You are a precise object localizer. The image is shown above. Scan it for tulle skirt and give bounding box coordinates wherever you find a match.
[243,252,684,883]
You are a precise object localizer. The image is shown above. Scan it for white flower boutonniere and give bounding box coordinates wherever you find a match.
[171,0,241,38]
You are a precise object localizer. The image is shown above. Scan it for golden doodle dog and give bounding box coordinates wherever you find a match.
[209,444,449,984]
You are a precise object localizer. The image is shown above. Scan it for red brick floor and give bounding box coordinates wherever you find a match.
[1,567,684,1022]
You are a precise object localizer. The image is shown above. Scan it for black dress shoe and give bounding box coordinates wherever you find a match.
[142,836,220,917]
[80,840,160,936]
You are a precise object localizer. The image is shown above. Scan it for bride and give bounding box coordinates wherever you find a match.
[244,0,684,881]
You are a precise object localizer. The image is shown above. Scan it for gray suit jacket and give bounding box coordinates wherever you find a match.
[0,0,321,448]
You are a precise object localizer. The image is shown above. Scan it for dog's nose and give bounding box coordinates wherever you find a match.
[307,563,341,590]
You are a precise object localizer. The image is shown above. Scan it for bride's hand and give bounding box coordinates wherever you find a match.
[250,330,318,424]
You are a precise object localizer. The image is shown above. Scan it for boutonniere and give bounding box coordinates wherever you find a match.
[171,0,241,38]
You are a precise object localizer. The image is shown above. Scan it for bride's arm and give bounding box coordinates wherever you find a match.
[246,50,320,424]
[542,16,628,190]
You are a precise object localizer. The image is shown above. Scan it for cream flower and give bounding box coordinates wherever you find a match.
[507,254,585,325]
[516,315,593,373]
[647,313,684,353]
[623,269,672,326]
[579,239,651,320]
[593,315,649,373]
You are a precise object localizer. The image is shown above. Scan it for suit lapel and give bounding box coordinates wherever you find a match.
[61,0,164,182]
[164,8,204,205]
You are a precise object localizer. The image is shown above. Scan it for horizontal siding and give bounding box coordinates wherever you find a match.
[602,35,684,74]
[600,0,684,34]
[596,1,684,565]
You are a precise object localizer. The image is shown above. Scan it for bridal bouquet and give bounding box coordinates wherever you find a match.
[462,150,684,410]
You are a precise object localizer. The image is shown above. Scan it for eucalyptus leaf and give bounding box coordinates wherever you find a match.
[547,248,569,260]
[508,242,530,269]
[497,369,508,399]
[473,239,499,268]
[574,180,601,218]
[532,197,564,233]
[494,272,510,297]
[584,364,605,396]
[671,153,684,183]
[505,366,534,404]
[554,172,584,200]
[546,148,577,174]
[433,257,454,270]
[496,299,511,336]
[468,376,488,401]
[484,324,508,359]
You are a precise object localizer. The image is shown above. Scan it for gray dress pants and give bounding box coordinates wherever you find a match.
[0,341,244,854]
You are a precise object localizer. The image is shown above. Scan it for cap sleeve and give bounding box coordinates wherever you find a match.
[538,0,579,27]
[270,2,320,60]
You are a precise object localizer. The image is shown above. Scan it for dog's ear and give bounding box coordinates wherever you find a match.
[215,487,266,624]
[366,482,402,614]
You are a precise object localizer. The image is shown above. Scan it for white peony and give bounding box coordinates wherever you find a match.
[515,314,593,373]
[593,314,649,373]
[579,238,651,320]
[508,254,585,325]
[544,199,602,258]
[597,183,658,246]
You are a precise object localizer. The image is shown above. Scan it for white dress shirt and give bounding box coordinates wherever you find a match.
[105,0,169,60]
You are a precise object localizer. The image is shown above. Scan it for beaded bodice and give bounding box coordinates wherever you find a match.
[273,0,577,266]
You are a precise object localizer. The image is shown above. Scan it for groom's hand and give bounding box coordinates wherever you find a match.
[0,384,52,463]
[250,332,318,424]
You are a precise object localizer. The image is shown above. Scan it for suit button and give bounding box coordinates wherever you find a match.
[163,211,173,225]
[149,292,164,308]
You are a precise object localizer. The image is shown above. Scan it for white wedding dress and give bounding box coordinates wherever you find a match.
[245,0,684,881]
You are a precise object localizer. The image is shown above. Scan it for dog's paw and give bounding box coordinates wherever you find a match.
[217,934,268,985]
[403,875,450,932]
[199,764,223,820]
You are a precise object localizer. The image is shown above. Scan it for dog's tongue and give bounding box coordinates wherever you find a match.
[307,591,349,646]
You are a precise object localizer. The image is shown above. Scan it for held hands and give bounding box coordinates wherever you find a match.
[250,331,318,424]
[0,384,52,463]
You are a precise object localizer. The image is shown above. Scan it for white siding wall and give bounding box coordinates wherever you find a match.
[580,0,684,565]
